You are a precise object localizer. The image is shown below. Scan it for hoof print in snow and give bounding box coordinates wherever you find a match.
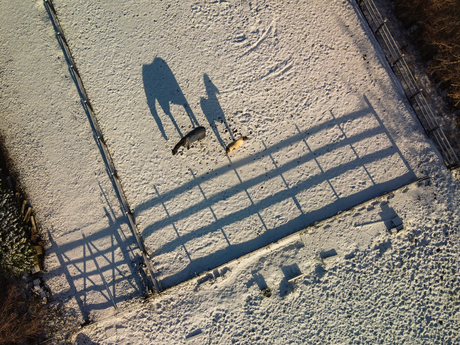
[314,263,326,279]
[196,272,214,287]
[185,329,203,340]
[233,34,247,43]
[417,177,431,187]
[320,248,338,260]
[345,251,356,260]
[386,193,395,200]
[219,266,231,277]
[261,287,272,298]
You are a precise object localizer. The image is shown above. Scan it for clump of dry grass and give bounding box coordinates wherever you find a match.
[395,0,460,110]
[0,278,44,344]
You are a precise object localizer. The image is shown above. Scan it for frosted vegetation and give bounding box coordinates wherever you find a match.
[0,169,34,277]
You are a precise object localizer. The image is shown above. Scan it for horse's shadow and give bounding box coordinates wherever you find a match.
[143,58,199,140]
[200,74,234,149]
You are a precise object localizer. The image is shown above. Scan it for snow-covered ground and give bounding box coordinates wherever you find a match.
[0,0,459,343]
[50,0,439,290]
[74,174,460,344]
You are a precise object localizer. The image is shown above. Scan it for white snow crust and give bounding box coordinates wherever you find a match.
[0,0,458,343]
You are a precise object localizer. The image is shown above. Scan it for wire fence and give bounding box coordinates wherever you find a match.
[44,0,161,294]
[357,0,460,170]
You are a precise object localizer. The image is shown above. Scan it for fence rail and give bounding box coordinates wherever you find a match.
[44,0,161,294]
[357,0,460,169]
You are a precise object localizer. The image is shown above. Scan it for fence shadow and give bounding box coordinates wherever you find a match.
[143,57,199,140]
[45,205,146,322]
[139,94,418,288]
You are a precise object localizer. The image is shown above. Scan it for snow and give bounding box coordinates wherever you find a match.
[50,0,439,290]
[0,0,458,343]
[75,178,460,344]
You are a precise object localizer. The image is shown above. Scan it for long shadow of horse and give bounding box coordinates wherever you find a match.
[200,74,234,149]
[143,58,199,140]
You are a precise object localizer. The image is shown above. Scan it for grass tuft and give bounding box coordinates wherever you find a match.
[395,0,460,112]
[0,278,44,344]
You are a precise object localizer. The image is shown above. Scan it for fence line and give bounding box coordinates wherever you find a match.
[43,0,161,294]
[357,0,460,169]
